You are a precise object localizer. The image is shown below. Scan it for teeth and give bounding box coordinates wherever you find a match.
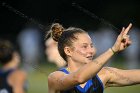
[87,56,93,60]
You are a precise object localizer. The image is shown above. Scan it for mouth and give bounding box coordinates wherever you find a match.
[86,56,93,60]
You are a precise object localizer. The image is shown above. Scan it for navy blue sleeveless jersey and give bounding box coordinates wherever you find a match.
[0,69,14,93]
[0,69,28,93]
[59,68,104,93]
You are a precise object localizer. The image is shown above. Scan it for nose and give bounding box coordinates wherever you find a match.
[88,47,95,55]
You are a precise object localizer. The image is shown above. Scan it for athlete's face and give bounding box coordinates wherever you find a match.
[68,33,96,64]
[45,38,60,63]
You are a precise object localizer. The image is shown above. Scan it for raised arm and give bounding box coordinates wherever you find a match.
[48,24,132,91]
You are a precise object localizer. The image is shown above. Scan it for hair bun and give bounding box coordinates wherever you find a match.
[51,23,64,42]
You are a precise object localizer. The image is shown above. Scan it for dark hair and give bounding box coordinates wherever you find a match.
[48,23,86,61]
[0,39,15,65]
[45,23,64,41]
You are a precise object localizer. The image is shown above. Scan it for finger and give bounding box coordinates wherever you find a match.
[123,35,130,39]
[121,27,125,34]
[125,39,132,46]
[128,40,132,45]
[126,41,132,47]
[124,23,132,35]
[124,38,129,45]
[123,43,126,48]
[121,35,129,43]
[120,27,125,38]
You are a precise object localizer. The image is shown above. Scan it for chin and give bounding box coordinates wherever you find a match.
[87,59,93,63]
[83,60,91,64]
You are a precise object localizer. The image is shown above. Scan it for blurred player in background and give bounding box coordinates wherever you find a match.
[0,39,27,93]
[18,26,42,71]
[45,24,66,68]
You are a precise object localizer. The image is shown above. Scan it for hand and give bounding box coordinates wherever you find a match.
[112,23,132,52]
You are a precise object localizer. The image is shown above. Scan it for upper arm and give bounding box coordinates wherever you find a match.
[10,70,26,93]
[105,67,136,87]
[48,71,82,91]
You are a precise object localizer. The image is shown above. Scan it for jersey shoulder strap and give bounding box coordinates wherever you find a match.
[59,67,69,74]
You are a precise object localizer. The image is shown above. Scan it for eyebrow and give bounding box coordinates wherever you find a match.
[82,43,93,45]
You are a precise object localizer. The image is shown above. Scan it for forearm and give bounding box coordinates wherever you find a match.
[75,48,114,83]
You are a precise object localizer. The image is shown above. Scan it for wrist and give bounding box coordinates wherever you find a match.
[110,47,116,54]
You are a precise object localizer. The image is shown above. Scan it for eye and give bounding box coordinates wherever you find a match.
[91,44,94,48]
[82,45,88,49]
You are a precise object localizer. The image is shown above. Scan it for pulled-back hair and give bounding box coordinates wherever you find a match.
[45,23,64,41]
[0,39,15,65]
[46,23,86,61]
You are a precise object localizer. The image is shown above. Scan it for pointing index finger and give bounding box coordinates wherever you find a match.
[124,23,132,35]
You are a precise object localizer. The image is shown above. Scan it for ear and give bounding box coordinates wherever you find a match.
[64,46,73,57]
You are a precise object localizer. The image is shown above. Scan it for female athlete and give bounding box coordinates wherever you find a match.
[47,23,140,93]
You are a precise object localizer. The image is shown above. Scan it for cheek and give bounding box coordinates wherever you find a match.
[46,48,54,56]
[74,48,87,57]
[93,47,97,55]
[50,47,59,57]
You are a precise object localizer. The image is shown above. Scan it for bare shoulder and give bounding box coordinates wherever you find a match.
[98,67,110,81]
[98,67,116,80]
[101,67,122,74]
[8,69,26,87]
[97,67,113,88]
[48,71,67,91]
[98,67,123,88]
[98,67,112,75]
[13,70,26,77]
[48,71,66,84]
[10,70,27,81]
[98,67,123,78]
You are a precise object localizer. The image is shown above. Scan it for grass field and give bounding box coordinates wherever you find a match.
[27,63,140,93]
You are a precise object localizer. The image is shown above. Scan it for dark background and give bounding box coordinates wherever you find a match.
[0,0,139,41]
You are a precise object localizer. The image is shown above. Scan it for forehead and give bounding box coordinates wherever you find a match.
[73,33,92,45]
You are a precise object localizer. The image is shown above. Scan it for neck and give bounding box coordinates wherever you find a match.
[55,57,66,68]
[2,60,17,71]
[67,59,85,72]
